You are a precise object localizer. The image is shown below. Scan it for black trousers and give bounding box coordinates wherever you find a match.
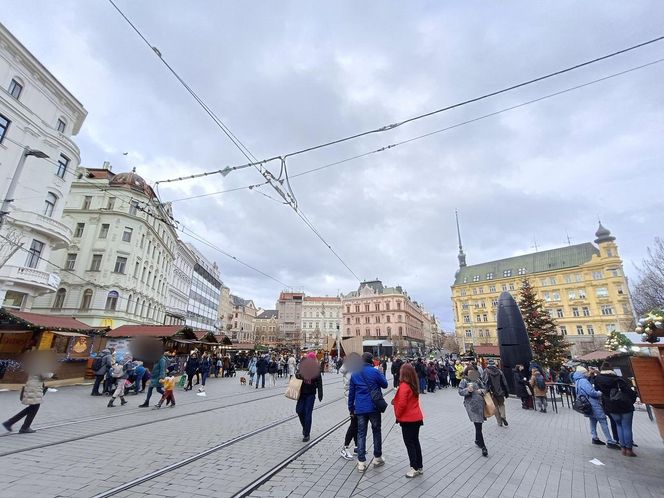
[401,422,423,470]
[344,414,358,447]
[5,404,40,430]
[474,422,485,448]
[91,374,104,395]
[393,374,400,388]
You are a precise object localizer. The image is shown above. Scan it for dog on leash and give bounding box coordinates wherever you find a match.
[240,376,247,386]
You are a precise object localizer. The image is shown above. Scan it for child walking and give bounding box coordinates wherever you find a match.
[393,363,424,478]
[156,365,177,408]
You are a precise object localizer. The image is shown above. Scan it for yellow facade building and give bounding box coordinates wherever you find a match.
[451,223,635,355]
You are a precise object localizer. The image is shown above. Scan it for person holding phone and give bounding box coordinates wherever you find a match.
[458,365,489,457]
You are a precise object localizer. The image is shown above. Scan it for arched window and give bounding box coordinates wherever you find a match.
[80,289,93,310]
[147,303,152,319]
[52,288,66,310]
[398,326,403,336]
[140,300,145,317]
[387,326,392,336]
[134,298,141,315]
[43,192,57,217]
[105,291,119,311]
[126,294,133,313]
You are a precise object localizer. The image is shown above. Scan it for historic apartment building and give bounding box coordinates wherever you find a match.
[451,223,635,354]
[255,309,279,347]
[301,296,342,348]
[277,292,304,347]
[0,23,87,310]
[33,165,177,328]
[228,294,257,343]
[341,280,426,355]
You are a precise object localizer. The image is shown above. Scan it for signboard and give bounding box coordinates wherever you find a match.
[38,331,54,350]
[0,332,32,353]
[68,336,90,358]
[105,338,130,360]
[48,272,61,288]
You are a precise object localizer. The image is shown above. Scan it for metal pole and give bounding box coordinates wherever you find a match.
[336,324,340,359]
[0,147,29,228]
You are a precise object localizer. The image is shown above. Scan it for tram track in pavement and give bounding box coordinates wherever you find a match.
[91,381,396,498]
[0,376,346,458]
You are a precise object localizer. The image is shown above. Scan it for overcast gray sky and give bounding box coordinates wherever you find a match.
[4,1,664,329]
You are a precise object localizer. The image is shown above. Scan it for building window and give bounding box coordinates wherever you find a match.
[397,301,402,310]
[482,314,488,322]
[105,291,119,311]
[576,325,584,335]
[90,254,103,271]
[364,304,370,312]
[575,273,583,282]
[509,283,516,291]
[129,200,139,216]
[463,277,468,283]
[587,325,595,335]
[489,285,496,293]
[52,288,66,310]
[385,302,390,311]
[8,78,23,99]
[113,256,127,274]
[582,306,590,317]
[568,290,577,300]
[365,317,370,324]
[486,273,494,280]
[127,295,133,313]
[465,329,472,338]
[106,197,116,210]
[355,305,360,313]
[503,270,512,277]
[99,224,110,239]
[592,271,603,280]
[56,154,70,178]
[601,305,614,316]
[3,291,26,309]
[398,326,403,335]
[572,307,580,317]
[57,118,66,133]
[596,287,609,298]
[610,269,621,277]
[578,288,587,299]
[82,196,92,209]
[472,288,477,295]
[616,285,624,295]
[0,114,9,143]
[375,316,381,323]
[80,289,93,310]
[564,275,572,284]
[606,323,616,333]
[560,326,567,336]
[463,315,470,323]
[74,223,85,237]
[556,308,564,318]
[518,268,527,275]
[473,275,480,282]
[65,253,77,270]
[43,192,57,217]
[374,303,380,311]
[122,227,133,242]
[460,289,466,296]
[25,239,44,268]
[491,299,498,307]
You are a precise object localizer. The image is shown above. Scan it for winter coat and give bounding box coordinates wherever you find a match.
[530,373,548,397]
[415,361,427,379]
[256,357,268,375]
[513,367,530,397]
[248,358,257,375]
[573,372,606,419]
[268,361,278,374]
[287,357,296,376]
[458,377,486,424]
[454,363,464,380]
[199,358,211,375]
[483,366,509,398]
[339,363,351,397]
[393,382,424,423]
[296,373,323,401]
[426,365,438,381]
[159,376,176,390]
[151,356,167,387]
[348,364,388,415]
[391,359,403,377]
[594,371,635,414]
[20,372,53,406]
[94,350,113,376]
[185,357,200,375]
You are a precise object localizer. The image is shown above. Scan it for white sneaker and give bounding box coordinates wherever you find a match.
[340,447,354,461]
[357,461,367,473]
[405,468,418,478]
[373,456,385,467]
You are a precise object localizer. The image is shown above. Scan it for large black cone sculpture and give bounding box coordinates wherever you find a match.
[496,291,532,394]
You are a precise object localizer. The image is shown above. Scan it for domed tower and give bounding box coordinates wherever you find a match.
[594,222,618,258]
[108,167,156,199]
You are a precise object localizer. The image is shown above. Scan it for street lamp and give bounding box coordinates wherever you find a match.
[1,146,50,227]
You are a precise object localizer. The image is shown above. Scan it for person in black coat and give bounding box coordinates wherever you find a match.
[391,357,404,388]
[184,353,200,391]
[255,355,268,389]
[513,364,531,409]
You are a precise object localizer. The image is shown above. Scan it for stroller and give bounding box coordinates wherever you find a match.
[225,363,236,377]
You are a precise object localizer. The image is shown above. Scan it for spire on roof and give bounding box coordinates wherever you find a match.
[594,221,616,244]
[455,209,467,268]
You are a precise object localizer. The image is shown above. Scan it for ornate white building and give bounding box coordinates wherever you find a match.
[32,165,177,328]
[165,239,196,325]
[0,23,87,310]
[301,296,342,348]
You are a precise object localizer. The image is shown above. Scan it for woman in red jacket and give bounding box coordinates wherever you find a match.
[393,362,424,478]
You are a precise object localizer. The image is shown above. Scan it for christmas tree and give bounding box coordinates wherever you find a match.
[517,279,571,368]
[605,330,632,351]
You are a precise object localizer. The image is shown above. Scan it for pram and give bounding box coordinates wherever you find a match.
[225,364,236,377]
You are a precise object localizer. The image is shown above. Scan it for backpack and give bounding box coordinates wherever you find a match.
[92,356,104,372]
[536,374,546,390]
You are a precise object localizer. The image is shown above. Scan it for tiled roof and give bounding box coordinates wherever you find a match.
[304,296,341,302]
[453,243,600,286]
[107,325,191,338]
[257,309,279,320]
[2,309,97,332]
[474,345,500,356]
[193,331,218,342]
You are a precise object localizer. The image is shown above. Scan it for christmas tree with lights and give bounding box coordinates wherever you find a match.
[518,279,571,368]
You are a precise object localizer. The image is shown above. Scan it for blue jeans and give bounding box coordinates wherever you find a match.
[419,377,426,393]
[356,412,382,462]
[296,393,316,437]
[144,384,164,404]
[609,412,634,449]
[589,416,616,444]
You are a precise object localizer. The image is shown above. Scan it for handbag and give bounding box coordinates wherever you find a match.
[483,392,496,417]
[360,371,388,413]
[285,376,303,400]
[573,394,593,416]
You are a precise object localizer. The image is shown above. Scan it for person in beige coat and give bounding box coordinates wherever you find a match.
[3,350,55,434]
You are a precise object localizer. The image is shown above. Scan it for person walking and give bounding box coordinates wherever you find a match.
[594,362,637,456]
[107,353,130,407]
[3,350,54,434]
[426,362,438,393]
[288,355,296,379]
[295,352,323,442]
[458,365,488,457]
[415,358,427,394]
[454,360,464,388]
[91,349,113,396]
[199,353,211,392]
[255,354,268,389]
[248,355,258,386]
[483,359,509,426]
[339,352,362,460]
[184,352,200,391]
[393,363,424,478]
[529,367,548,413]
[448,363,456,388]
[348,352,388,472]
[573,366,620,449]
[391,356,404,388]
[268,356,278,387]
[139,353,167,407]
[513,364,532,409]
[156,364,178,408]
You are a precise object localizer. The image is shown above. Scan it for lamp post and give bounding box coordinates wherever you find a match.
[336,324,341,360]
[0,146,50,227]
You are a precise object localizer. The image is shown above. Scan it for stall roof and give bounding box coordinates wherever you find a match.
[194,331,218,343]
[107,325,193,338]
[0,309,97,333]
[576,350,624,362]
[362,340,394,347]
[474,346,500,356]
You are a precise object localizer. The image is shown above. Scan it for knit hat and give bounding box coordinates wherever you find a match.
[575,366,588,374]
[306,352,317,359]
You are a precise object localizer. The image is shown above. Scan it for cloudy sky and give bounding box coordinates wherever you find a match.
[4,1,664,328]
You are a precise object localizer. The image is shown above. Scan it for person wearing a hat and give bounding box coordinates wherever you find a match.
[572,366,619,449]
[348,352,388,472]
[482,358,510,426]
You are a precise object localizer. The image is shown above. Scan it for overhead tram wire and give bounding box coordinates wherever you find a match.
[108,0,360,281]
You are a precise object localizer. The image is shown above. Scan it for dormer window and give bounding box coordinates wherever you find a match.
[473,275,480,282]
[518,268,527,275]
[486,272,494,280]
[503,269,512,277]
[9,78,23,99]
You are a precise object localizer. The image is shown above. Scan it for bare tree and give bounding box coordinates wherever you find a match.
[631,237,664,316]
[442,334,460,354]
[0,226,24,269]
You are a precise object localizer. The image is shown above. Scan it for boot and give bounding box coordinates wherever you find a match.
[120,397,127,406]
[107,398,115,408]
[138,401,149,408]
[625,448,637,457]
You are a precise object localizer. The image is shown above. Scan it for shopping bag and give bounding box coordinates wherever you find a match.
[483,392,496,417]
[285,377,303,400]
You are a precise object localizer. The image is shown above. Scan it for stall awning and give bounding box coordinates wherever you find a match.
[52,331,87,337]
[362,340,394,347]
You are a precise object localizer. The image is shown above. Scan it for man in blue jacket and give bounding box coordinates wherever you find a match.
[348,352,388,473]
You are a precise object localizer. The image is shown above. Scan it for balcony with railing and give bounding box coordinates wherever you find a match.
[0,265,59,294]
[9,209,73,248]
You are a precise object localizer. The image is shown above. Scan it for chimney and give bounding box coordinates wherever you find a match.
[102,161,112,171]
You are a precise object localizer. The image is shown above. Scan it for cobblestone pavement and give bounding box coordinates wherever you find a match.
[1,374,662,498]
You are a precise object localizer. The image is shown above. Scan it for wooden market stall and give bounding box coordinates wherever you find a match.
[0,308,103,384]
